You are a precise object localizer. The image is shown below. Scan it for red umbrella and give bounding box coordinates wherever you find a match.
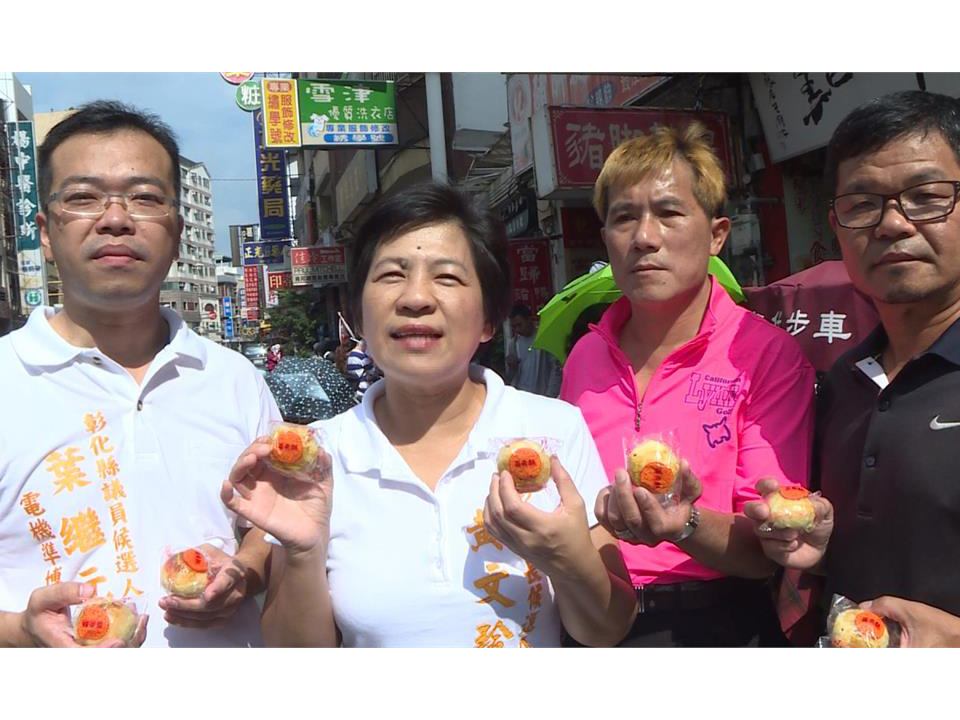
[743,261,879,373]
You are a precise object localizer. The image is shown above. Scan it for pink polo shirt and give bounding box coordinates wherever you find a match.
[560,277,815,586]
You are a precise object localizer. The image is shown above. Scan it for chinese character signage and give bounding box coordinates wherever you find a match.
[243,265,261,319]
[222,296,233,318]
[236,80,262,111]
[261,79,301,147]
[749,73,920,163]
[6,121,47,310]
[265,270,292,307]
[291,247,347,287]
[294,79,397,148]
[221,72,255,85]
[253,109,291,240]
[242,240,289,266]
[534,106,731,197]
[742,260,879,373]
[508,74,666,174]
[507,238,552,314]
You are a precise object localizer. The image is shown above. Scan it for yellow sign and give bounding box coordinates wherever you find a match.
[261,79,302,148]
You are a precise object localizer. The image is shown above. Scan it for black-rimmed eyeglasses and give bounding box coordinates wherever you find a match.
[830,180,960,229]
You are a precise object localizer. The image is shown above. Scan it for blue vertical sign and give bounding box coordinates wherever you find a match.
[253,109,291,240]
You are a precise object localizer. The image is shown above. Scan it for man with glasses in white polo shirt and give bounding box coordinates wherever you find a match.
[747,91,960,646]
[0,101,280,647]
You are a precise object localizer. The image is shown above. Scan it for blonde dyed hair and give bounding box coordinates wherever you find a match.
[592,121,727,221]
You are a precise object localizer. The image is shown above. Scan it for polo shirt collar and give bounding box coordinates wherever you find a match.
[10,305,206,370]
[342,364,505,481]
[845,314,960,370]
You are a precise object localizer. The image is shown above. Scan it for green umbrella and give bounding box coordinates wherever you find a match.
[532,256,745,362]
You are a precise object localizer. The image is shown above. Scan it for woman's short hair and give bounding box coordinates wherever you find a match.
[347,182,512,333]
[592,121,727,221]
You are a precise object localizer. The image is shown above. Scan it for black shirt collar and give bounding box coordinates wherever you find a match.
[845,315,960,369]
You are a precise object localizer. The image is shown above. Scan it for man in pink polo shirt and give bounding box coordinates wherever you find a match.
[560,123,815,646]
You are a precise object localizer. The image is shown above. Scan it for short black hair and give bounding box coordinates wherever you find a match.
[38,100,182,211]
[347,182,511,333]
[510,303,533,319]
[825,90,960,194]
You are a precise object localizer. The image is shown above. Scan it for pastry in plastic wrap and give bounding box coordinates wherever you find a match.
[831,608,891,648]
[266,422,322,478]
[497,440,551,493]
[626,439,680,494]
[74,598,139,646]
[767,486,817,532]
[161,547,211,598]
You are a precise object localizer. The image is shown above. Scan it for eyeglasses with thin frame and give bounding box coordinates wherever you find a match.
[830,180,960,229]
[48,187,177,220]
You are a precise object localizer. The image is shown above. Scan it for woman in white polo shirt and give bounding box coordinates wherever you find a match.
[222,183,637,647]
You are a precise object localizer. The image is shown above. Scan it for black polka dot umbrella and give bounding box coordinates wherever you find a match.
[265,356,357,423]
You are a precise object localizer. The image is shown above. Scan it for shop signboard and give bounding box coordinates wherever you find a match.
[253,109,291,239]
[6,121,47,310]
[533,106,731,199]
[242,240,289,266]
[236,80,262,111]
[291,247,347,286]
[507,238,552,314]
[296,79,397,147]
[222,296,234,319]
[749,73,921,163]
[243,265,261,318]
[265,270,293,307]
[261,79,301,147]
[224,318,235,340]
[507,74,666,175]
[221,72,254,85]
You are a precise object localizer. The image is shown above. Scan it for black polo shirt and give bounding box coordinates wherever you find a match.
[815,317,960,617]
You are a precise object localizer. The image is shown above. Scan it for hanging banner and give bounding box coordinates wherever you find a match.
[507,238,553,314]
[6,121,47,310]
[243,265,261,321]
[253,109,291,239]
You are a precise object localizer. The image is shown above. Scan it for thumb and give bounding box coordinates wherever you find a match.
[29,581,95,614]
[678,460,701,503]
[549,456,581,505]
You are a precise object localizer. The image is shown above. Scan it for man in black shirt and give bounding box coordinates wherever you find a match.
[745,90,960,647]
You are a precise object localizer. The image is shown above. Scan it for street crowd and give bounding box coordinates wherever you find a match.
[1,90,958,647]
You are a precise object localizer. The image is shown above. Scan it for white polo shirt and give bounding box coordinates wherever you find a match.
[0,307,280,647]
[316,365,607,647]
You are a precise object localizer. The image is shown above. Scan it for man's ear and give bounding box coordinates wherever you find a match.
[38,211,55,264]
[709,216,730,256]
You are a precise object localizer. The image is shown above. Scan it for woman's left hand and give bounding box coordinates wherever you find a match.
[483,455,594,575]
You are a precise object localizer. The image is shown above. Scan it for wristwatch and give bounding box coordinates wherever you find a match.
[673,504,700,543]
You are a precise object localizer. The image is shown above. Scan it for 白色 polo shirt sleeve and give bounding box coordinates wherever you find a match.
[559,405,608,527]
[255,369,284,436]
[733,343,816,512]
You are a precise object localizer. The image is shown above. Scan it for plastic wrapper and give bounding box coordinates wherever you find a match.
[71,597,142,647]
[816,594,902,648]
[161,546,213,598]
[759,485,818,533]
[491,437,559,493]
[623,433,682,506]
[264,421,327,480]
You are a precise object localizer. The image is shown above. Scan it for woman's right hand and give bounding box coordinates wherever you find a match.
[220,437,334,555]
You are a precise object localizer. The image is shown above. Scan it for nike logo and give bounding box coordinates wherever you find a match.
[930,415,960,430]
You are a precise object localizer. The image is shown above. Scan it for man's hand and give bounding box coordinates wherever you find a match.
[159,544,254,628]
[18,582,148,648]
[483,456,594,575]
[864,596,960,648]
[743,478,833,570]
[594,461,702,546]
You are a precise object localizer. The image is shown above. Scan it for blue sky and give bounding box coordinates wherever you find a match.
[17,72,260,257]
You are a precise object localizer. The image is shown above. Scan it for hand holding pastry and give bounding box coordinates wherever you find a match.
[159,543,254,628]
[744,478,833,569]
